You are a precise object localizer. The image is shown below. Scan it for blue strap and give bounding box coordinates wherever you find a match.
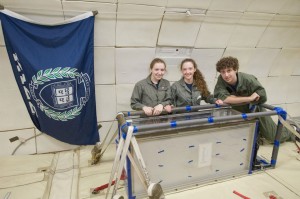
[241,113,248,120]
[208,116,214,123]
[185,106,191,111]
[274,140,280,147]
[127,111,131,116]
[170,121,177,128]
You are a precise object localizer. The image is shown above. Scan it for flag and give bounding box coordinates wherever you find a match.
[0,10,99,145]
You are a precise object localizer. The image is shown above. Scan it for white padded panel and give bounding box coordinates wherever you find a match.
[0,47,19,91]
[95,85,117,121]
[163,62,181,82]
[0,128,36,156]
[285,76,300,103]
[208,0,252,12]
[228,12,273,48]
[116,48,155,84]
[195,11,242,48]
[278,0,300,15]
[268,48,300,77]
[158,14,204,47]
[0,182,47,199]
[116,4,164,47]
[1,0,63,15]
[118,0,167,6]
[167,0,211,9]
[63,2,116,47]
[94,47,115,85]
[258,77,287,105]
[191,48,224,80]
[246,0,288,13]
[286,103,300,117]
[36,131,79,153]
[116,84,134,112]
[257,15,298,48]
[223,48,280,78]
[0,89,33,131]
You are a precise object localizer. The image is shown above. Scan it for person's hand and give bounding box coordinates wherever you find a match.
[164,105,172,113]
[153,104,163,115]
[250,92,260,102]
[215,99,223,105]
[142,106,154,116]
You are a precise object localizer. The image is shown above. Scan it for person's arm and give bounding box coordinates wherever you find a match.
[223,93,260,104]
[250,76,267,104]
[130,83,145,110]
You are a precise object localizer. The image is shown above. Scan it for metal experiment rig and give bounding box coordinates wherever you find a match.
[105,103,291,199]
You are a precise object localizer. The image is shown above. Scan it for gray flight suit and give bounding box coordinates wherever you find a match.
[171,77,215,107]
[214,72,292,142]
[131,75,172,110]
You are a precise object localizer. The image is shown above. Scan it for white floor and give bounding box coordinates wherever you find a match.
[0,142,299,199]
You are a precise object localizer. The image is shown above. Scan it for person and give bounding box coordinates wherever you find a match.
[131,58,172,116]
[171,58,223,107]
[213,56,293,143]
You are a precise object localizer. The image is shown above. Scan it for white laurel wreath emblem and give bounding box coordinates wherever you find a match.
[31,67,82,121]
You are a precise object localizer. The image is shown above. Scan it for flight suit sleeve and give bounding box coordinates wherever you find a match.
[170,83,177,106]
[203,94,217,104]
[161,82,172,107]
[130,83,145,110]
[214,77,230,101]
[249,75,267,104]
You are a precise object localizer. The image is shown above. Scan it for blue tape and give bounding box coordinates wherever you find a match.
[133,126,138,133]
[215,104,220,108]
[271,159,276,165]
[170,121,177,128]
[122,132,126,139]
[274,107,287,120]
[120,124,127,133]
[274,140,280,147]
[208,116,214,123]
[241,113,248,120]
[127,111,131,116]
[185,106,191,111]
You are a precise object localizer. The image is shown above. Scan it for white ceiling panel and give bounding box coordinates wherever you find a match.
[269,48,300,77]
[223,47,281,78]
[167,0,211,9]
[118,0,167,7]
[195,11,242,48]
[64,0,116,2]
[95,85,117,121]
[191,48,224,80]
[285,16,300,48]
[258,77,287,105]
[94,47,115,85]
[228,12,274,48]
[246,0,288,14]
[278,0,300,15]
[116,48,155,84]
[286,76,300,103]
[1,0,63,16]
[208,0,252,12]
[257,15,298,48]
[158,14,204,47]
[116,4,164,47]
[116,84,134,112]
[63,2,116,47]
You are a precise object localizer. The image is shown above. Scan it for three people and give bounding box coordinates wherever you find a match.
[171,58,223,107]
[213,56,292,142]
[130,58,172,116]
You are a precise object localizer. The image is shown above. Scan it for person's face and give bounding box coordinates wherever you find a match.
[150,62,166,82]
[220,67,237,85]
[181,61,196,82]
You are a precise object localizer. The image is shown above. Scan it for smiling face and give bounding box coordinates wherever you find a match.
[219,67,238,85]
[150,62,166,83]
[181,61,196,83]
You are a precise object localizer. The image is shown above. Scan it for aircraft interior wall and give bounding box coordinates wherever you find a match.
[0,0,299,155]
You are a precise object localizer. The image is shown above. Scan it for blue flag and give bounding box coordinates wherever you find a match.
[0,10,99,145]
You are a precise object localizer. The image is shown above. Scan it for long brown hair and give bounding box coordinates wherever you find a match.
[180,58,210,97]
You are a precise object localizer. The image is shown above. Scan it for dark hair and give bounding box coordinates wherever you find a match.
[216,56,239,72]
[180,58,210,97]
[150,58,166,70]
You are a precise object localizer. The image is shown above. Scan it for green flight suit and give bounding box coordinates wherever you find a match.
[171,77,215,107]
[131,75,172,110]
[214,72,291,142]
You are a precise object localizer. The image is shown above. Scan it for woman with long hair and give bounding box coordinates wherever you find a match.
[131,58,172,116]
[171,58,222,107]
